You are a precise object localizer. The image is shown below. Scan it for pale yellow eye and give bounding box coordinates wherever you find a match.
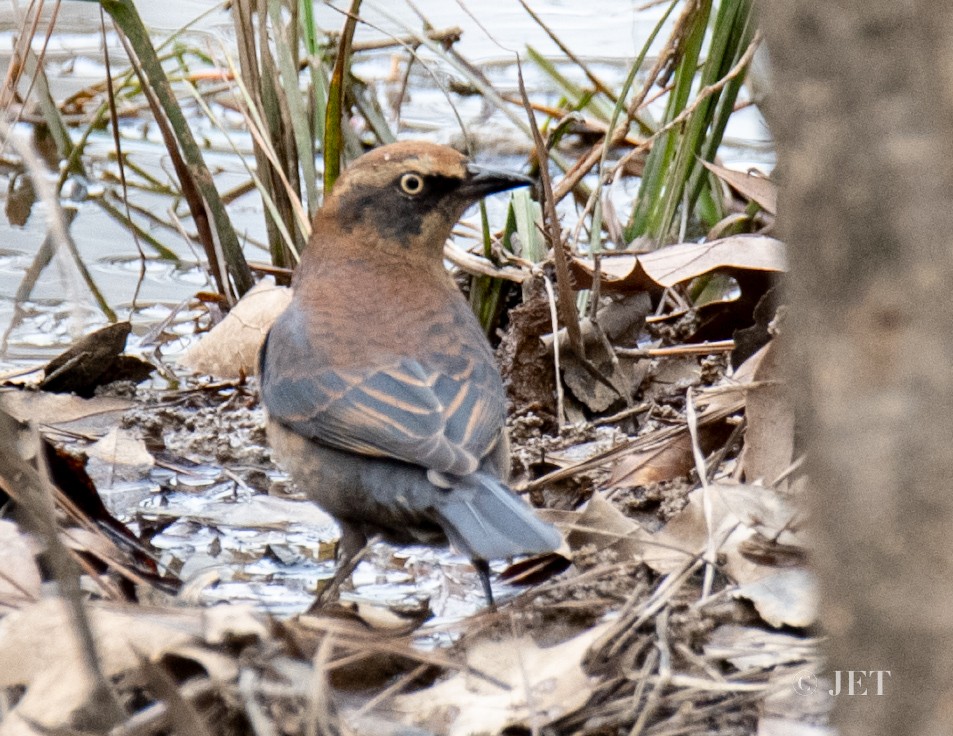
[399,173,424,195]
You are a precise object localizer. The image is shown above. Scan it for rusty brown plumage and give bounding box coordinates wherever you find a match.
[259,141,561,606]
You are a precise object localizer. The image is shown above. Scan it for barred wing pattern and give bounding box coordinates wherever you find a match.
[261,341,506,477]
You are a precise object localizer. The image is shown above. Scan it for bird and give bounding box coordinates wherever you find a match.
[258,141,562,606]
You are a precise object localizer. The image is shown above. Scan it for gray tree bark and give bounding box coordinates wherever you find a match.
[758,2,953,735]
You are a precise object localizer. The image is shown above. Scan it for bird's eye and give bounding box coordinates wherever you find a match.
[399,173,425,196]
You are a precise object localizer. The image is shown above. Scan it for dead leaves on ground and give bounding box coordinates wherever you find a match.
[541,337,812,629]
[177,236,785,387]
[0,520,42,611]
[0,231,818,735]
[562,479,813,628]
[37,321,154,396]
[701,161,778,216]
[0,596,610,736]
[390,624,611,736]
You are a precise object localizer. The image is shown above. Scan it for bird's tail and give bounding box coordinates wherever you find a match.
[434,472,562,561]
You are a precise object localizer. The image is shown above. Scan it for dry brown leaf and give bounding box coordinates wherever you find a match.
[180,280,292,378]
[39,321,148,396]
[608,400,739,489]
[142,494,337,531]
[644,481,798,577]
[700,160,778,214]
[0,520,41,610]
[642,481,814,627]
[339,600,430,633]
[60,527,117,559]
[0,599,205,734]
[607,345,769,489]
[566,491,647,559]
[571,236,786,292]
[734,569,817,628]
[165,645,240,684]
[639,236,786,287]
[733,340,771,383]
[0,391,132,436]
[201,604,270,646]
[641,356,703,403]
[86,427,153,467]
[608,433,697,487]
[85,426,155,485]
[738,340,794,486]
[390,624,609,736]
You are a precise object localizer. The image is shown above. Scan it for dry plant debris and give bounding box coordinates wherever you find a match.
[179,280,293,379]
[0,201,814,735]
[569,236,786,292]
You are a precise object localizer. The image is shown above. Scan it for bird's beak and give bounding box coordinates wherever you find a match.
[460,163,535,199]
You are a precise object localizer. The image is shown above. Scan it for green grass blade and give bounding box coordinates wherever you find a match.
[98,0,253,300]
[324,0,362,194]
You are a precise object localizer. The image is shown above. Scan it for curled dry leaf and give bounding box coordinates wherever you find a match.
[555,292,653,413]
[0,599,204,734]
[0,391,132,436]
[141,494,338,532]
[566,491,647,560]
[644,482,798,576]
[704,624,818,671]
[608,341,771,489]
[85,426,155,485]
[733,569,817,629]
[201,604,270,646]
[40,321,152,397]
[700,160,778,215]
[608,422,733,488]
[643,481,815,627]
[608,389,743,488]
[570,235,786,293]
[390,623,610,736]
[180,279,292,378]
[328,600,431,634]
[86,427,153,468]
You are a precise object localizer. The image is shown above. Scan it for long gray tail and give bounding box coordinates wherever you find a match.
[434,472,562,561]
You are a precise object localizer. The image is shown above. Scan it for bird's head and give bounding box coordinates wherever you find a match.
[317,141,534,257]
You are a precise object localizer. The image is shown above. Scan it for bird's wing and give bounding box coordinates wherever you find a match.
[261,333,505,477]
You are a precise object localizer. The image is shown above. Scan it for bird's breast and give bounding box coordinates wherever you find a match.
[294,254,493,371]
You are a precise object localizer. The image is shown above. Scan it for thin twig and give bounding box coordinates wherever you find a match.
[685,388,715,600]
[542,275,566,426]
[615,339,735,359]
[628,609,672,736]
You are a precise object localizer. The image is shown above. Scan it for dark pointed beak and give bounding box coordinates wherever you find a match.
[459,163,535,199]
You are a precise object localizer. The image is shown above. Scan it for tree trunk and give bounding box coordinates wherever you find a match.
[758,3,953,734]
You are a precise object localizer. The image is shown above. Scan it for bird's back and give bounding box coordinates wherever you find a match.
[261,236,508,479]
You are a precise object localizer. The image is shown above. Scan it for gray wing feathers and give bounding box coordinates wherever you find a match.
[262,327,504,475]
